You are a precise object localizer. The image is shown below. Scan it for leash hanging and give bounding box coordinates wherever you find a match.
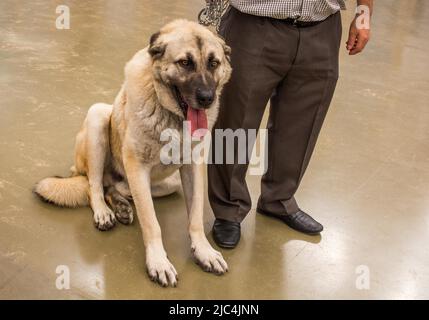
[198,0,230,31]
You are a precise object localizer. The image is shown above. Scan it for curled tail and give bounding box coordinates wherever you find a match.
[34,175,89,207]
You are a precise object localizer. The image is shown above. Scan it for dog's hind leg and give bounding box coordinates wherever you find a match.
[151,171,181,198]
[105,186,134,225]
[85,103,116,231]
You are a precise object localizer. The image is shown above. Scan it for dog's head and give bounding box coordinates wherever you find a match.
[148,20,232,135]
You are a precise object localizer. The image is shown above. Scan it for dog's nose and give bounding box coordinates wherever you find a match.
[196,88,214,107]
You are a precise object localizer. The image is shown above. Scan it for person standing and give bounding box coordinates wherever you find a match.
[207,0,373,248]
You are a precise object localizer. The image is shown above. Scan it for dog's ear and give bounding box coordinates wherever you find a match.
[148,31,166,59]
[223,44,231,62]
[215,33,231,62]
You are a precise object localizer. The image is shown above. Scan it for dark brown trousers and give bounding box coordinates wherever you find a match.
[208,7,342,223]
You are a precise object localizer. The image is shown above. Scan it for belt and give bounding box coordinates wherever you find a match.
[282,17,324,28]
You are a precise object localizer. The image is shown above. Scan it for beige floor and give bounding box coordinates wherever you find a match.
[1,0,428,299]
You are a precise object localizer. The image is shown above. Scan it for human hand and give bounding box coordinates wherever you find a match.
[346,5,371,55]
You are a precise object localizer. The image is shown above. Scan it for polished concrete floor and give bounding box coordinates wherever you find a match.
[1,0,429,299]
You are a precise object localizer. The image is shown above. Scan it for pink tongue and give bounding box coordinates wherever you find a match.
[187,106,208,138]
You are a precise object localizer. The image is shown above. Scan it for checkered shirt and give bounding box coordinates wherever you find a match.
[229,0,346,21]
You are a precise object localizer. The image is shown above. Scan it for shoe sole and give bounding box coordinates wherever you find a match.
[215,242,237,249]
[256,208,321,236]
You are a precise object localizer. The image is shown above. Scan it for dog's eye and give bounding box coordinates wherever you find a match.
[209,60,219,69]
[178,59,190,67]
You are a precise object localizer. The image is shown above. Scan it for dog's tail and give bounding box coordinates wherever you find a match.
[34,175,89,207]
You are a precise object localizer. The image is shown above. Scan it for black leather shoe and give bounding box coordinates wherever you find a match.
[257,208,323,235]
[212,219,241,249]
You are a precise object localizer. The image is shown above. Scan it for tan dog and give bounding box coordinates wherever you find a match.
[34,20,232,287]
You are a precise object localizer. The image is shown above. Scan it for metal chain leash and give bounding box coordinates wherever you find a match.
[198,0,230,31]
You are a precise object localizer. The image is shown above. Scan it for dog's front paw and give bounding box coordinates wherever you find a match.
[93,207,116,231]
[146,250,178,287]
[192,241,228,275]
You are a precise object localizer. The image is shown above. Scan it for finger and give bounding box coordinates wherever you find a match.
[346,28,358,51]
[349,32,369,55]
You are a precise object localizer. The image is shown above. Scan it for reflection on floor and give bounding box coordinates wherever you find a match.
[0,0,428,299]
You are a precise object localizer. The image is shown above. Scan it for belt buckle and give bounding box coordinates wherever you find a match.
[293,15,300,27]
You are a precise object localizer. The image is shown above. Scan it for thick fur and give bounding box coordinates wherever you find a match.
[34,20,232,287]
[34,175,89,207]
